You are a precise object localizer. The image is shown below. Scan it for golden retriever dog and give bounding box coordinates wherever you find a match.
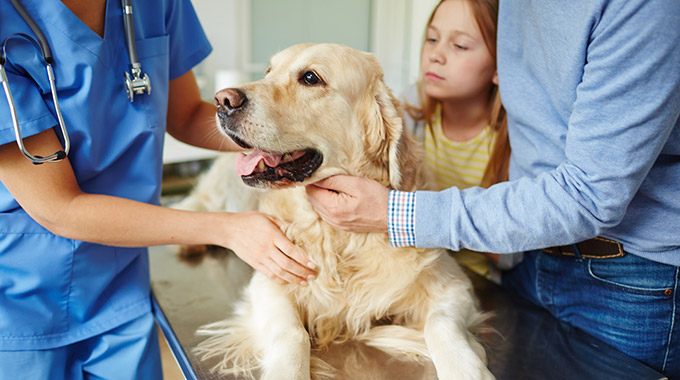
[186,43,493,380]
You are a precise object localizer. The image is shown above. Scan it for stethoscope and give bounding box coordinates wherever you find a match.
[0,0,151,165]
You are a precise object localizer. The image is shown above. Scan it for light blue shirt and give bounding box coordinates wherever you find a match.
[410,0,680,266]
[0,0,211,349]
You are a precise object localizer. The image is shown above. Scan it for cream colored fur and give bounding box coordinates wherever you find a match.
[186,43,494,380]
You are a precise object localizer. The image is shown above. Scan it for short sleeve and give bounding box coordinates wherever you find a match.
[0,61,57,147]
[165,0,213,80]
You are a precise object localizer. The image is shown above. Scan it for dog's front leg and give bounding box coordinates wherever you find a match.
[424,284,494,380]
[249,275,311,380]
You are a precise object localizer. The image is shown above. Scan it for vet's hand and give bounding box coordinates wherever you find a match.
[306,175,389,233]
[222,211,317,286]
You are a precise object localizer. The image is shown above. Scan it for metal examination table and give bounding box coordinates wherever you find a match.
[149,246,667,380]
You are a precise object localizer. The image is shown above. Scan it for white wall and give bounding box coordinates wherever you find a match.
[191,0,248,97]
[408,0,440,84]
[370,0,439,97]
[370,0,411,97]
[163,0,248,163]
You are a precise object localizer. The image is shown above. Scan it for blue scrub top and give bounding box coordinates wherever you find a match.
[0,0,211,350]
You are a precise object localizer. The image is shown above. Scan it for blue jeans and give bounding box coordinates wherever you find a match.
[503,250,679,379]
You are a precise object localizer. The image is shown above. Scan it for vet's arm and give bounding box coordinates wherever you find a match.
[165,70,242,152]
[306,175,389,233]
[0,130,316,285]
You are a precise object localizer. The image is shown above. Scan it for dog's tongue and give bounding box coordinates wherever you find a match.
[235,150,283,176]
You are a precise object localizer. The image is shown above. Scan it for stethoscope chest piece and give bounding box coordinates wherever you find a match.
[124,64,151,102]
[121,0,151,102]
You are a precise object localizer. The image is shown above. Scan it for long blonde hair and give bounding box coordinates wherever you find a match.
[405,0,509,188]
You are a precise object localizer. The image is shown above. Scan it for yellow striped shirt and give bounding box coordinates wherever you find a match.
[424,106,497,191]
[424,105,498,279]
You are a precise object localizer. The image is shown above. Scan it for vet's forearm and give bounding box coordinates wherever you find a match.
[165,70,241,152]
[0,128,230,249]
[46,193,226,247]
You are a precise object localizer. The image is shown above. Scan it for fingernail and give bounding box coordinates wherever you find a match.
[307,274,316,281]
[300,281,308,286]
[307,261,317,270]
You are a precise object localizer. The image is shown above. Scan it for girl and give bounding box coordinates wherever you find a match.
[404,0,514,278]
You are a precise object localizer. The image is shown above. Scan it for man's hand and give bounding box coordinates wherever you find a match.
[305,175,389,233]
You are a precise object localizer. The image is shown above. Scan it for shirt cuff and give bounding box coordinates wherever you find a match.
[388,190,416,247]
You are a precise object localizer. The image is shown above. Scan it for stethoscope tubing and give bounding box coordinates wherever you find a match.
[121,0,139,67]
[1,0,149,164]
[8,0,53,64]
[1,32,69,164]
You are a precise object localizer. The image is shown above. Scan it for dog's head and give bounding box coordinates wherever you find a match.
[215,43,421,191]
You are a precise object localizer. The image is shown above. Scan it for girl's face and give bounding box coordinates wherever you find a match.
[421,0,497,102]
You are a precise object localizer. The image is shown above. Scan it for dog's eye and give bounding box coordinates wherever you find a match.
[300,71,322,86]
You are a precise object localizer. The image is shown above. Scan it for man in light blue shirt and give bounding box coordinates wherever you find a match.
[306,0,679,376]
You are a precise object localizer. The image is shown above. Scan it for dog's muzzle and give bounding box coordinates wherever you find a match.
[215,88,247,116]
[215,88,253,149]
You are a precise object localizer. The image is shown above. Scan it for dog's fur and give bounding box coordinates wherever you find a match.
[182,43,493,380]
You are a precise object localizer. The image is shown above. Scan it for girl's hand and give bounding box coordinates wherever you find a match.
[221,211,317,286]
[305,175,389,233]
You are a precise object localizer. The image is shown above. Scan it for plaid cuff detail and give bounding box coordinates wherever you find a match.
[388,190,416,247]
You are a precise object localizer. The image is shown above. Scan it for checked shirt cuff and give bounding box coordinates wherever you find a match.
[388,190,416,247]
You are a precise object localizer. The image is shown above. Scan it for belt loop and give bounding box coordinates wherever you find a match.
[571,244,584,260]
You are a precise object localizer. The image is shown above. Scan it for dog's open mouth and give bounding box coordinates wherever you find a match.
[235,148,323,187]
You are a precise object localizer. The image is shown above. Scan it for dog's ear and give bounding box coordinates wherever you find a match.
[362,78,421,191]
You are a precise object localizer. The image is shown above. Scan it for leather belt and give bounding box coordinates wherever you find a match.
[542,237,625,259]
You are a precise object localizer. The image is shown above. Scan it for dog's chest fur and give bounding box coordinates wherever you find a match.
[258,187,445,347]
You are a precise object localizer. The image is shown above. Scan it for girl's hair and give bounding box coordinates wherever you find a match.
[405,0,509,187]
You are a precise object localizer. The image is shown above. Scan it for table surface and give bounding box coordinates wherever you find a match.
[149,245,666,380]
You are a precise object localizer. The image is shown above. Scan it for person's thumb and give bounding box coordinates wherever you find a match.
[310,176,337,190]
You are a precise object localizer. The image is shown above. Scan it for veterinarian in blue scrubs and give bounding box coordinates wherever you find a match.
[0,0,315,378]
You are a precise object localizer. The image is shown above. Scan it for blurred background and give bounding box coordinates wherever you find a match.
[163,0,439,165]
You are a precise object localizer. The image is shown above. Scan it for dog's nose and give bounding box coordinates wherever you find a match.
[215,88,248,114]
